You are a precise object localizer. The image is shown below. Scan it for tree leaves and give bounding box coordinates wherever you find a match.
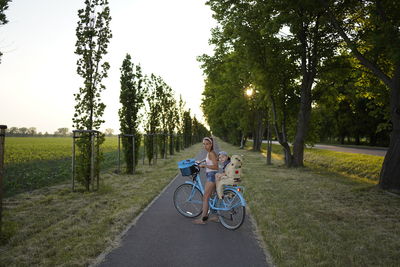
[73,0,112,190]
[119,54,146,172]
[0,0,11,63]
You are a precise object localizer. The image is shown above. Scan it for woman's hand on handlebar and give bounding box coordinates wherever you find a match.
[195,159,206,168]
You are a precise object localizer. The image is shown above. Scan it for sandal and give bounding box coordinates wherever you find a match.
[192,218,206,225]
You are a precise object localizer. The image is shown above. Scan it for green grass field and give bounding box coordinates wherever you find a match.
[0,142,202,266]
[259,143,383,183]
[304,147,383,183]
[4,137,118,164]
[2,137,398,266]
[3,137,121,196]
[221,140,399,266]
[3,136,181,196]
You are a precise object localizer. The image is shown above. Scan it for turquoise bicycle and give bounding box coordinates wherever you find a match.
[173,158,246,230]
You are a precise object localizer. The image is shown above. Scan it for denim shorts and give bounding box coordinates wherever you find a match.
[206,171,218,183]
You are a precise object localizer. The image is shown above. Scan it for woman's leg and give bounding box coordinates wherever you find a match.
[202,181,215,217]
[193,181,215,224]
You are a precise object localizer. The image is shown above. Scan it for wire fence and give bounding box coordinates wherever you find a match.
[1,131,188,196]
[0,125,7,234]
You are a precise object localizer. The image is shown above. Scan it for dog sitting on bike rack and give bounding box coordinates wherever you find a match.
[216,154,243,199]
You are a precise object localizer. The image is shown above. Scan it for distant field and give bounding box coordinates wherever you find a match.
[3,137,119,196]
[4,137,118,164]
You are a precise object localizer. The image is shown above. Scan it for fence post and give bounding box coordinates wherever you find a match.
[0,125,7,234]
[96,132,100,190]
[72,131,76,191]
[154,134,158,165]
[118,134,121,173]
[143,134,146,165]
[171,134,174,155]
[90,132,95,191]
[181,134,184,150]
[132,135,135,174]
[163,133,167,159]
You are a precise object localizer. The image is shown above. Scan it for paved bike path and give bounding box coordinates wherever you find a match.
[97,142,269,267]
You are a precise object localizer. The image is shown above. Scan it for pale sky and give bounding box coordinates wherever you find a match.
[0,0,216,134]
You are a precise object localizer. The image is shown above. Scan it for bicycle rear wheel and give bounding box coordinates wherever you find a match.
[173,184,203,218]
[218,190,246,230]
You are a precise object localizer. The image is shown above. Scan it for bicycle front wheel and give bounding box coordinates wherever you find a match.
[218,190,246,230]
[173,184,203,218]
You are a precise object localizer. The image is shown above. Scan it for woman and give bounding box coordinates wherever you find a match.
[193,137,219,224]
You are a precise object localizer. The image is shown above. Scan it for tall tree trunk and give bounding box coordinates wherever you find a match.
[292,20,317,167]
[252,130,256,151]
[321,0,400,190]
[355,133,360,145]
[379,69,400,191]
[127,136,134,174]
[240,132,246,149]
[252,109,267,152]
[266,120,272,165]
[270,96,293,166]
[292,77,313,167]
[169,133,174,155]
[257,110,267,151]
[369,133,377,146]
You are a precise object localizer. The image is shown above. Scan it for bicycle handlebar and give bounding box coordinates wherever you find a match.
[195,159,206,165]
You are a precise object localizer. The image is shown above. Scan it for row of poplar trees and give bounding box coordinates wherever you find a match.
[119,54,209,173]
[200,0,400,191]
[72,0,209,189]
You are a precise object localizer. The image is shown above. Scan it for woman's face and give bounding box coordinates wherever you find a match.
[203,140,212,152]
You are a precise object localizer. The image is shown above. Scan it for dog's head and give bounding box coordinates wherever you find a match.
[228,155,242,169]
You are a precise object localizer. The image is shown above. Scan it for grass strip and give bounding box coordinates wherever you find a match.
[258,143,383,183]
[0,143,201,266]
[304,148,383,183]
[218,139,400,267]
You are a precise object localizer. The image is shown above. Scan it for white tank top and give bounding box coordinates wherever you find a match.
[205,153,214,173]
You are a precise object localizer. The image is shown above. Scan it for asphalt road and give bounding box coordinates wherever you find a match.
[309,144,387,157]
[266,141,387,157]
[96,142,269,267]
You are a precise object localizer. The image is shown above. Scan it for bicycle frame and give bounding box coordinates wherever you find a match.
[183,172,246,211]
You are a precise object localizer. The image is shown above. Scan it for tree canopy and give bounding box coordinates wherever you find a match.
[201,0,399,190]
[0,0,11,64]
